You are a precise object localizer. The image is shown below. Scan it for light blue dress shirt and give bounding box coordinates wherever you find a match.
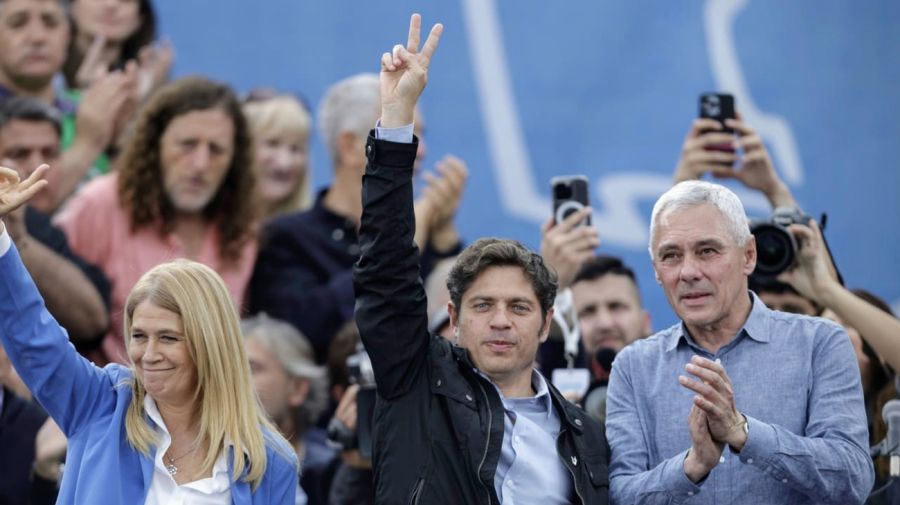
[491,371,572,504]
[606,292,874,504]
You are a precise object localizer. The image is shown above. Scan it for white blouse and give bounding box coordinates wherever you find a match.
[143,396,232,505]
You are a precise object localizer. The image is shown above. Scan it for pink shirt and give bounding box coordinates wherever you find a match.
[56,174,258,364]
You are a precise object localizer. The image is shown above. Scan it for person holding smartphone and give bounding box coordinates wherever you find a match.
[674,95,798,210]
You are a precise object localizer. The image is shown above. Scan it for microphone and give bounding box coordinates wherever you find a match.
[882,399,900,478]
[590,347,616,382]
[594,348,616,374]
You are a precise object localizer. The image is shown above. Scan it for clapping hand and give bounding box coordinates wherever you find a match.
[679,356,747,449]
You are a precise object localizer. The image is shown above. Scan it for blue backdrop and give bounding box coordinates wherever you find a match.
[157,0,900,328]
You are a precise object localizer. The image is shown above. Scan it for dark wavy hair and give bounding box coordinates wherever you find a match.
[117,76,256,263]
[447,238,558,321]
[62,0,158,89]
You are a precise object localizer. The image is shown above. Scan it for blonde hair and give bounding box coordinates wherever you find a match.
[122,260,294,489]
[243,95,313,218]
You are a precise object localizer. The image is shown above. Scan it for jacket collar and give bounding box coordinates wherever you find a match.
[547,379,586,435]
[449,342,586,434]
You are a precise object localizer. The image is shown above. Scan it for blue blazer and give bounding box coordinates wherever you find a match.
[0,242,297,504]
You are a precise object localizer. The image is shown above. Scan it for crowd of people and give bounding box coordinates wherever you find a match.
[0,3,896,505]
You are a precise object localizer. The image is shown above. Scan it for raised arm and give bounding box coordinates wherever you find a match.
[673,114,798,209]
[781,221,900,371]
[0,165,116,436]
[353,14,443,400]
[6,207,109,344]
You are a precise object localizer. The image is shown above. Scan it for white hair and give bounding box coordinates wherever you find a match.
[648,180,750,259]
[317,73,380,158]
[241,313,327,433]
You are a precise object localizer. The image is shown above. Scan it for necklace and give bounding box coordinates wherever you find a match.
[165,445,197,476]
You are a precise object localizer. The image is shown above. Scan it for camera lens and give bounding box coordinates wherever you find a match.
[752,224,796,277]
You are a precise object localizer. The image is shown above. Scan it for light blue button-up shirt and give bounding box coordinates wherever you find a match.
[490,371,572,505]
[606,292,874,504]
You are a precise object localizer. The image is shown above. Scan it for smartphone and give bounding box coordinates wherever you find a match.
[552,175,591,226]
[699,93,735,132]
[699,93,736,155]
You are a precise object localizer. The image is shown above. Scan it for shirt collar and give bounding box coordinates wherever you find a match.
[531,370,555,418]
[142,395,237,455]
[742,291,772,343]
[665,291,771,352]
[476,368,554,417]
[143,394,167,431]
[492,369,555,420]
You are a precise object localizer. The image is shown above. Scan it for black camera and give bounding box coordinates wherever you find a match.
[750,207,812,278]
[347,343,377,460]
[326,343,378,457]
[346,343,376,389]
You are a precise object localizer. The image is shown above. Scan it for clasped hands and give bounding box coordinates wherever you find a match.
[679,355,748,483]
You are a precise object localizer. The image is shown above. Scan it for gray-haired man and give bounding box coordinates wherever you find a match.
[606,180,873,504]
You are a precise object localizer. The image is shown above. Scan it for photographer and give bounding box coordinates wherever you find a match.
[324,322,374,505]
[779,222,900,374]
[779,222,900,503]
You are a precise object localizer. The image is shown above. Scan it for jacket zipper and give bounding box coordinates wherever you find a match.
[475,380,494,505]
[409,477,425,505]
[557,432,585,504]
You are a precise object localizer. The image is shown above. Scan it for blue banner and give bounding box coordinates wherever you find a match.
[158,0,900,327]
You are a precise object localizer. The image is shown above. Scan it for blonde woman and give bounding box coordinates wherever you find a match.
[0,165,297,504]
[243,91,314,221]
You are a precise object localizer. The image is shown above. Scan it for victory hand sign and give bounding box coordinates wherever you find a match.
[380,14,443,128]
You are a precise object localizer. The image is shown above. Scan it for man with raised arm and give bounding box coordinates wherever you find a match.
[352,14,609,505]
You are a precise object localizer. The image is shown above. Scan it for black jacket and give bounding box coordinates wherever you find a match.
[353,134,610,504]
[0,387,49,505]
